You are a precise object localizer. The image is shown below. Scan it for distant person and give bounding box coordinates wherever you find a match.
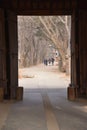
[44,59,46,65]
[48,58,51,65]
[45,59,48,66]
[44,59,48,66]
[51,58,55,65]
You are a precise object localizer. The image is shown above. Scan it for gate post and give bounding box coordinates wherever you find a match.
[5,11,18,100]
[0,9,7,100]
[68,10,80,100]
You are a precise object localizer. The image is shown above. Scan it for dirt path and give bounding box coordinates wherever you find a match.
[19,64,70,89]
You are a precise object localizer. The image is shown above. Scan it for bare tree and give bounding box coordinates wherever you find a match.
[18,16,49,67]
[38,16,71,73]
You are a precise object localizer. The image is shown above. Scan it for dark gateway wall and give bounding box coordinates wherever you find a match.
[0,0,87,100]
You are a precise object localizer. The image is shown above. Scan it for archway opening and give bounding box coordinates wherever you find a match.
[17,16,71,99]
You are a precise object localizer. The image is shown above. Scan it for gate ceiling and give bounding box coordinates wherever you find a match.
[0,0,87,15]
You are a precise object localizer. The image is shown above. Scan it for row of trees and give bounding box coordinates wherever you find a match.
[18,16,49,67]
[18,16,71,74]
